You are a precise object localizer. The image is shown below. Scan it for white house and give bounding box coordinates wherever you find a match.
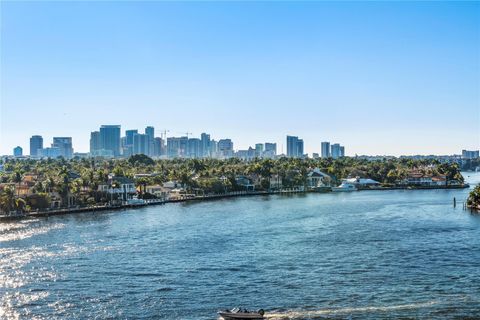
[98,176,136,200]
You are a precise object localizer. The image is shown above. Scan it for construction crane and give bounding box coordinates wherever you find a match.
[160,130,170,140]
[179,132,192,139]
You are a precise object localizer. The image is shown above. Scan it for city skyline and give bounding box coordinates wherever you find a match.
[6,126,479,159]
[1,2,479,155]
[14,127,349,159]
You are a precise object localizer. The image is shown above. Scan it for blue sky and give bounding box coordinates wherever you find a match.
[1,1,479,156]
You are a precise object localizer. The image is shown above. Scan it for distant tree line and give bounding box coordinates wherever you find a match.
[0,156,465,212]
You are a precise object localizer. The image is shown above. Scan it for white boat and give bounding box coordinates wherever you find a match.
[218,308,265,320]
[331,182,357,192]
[127,198,146,205]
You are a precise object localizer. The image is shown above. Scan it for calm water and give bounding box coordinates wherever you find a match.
[1,173,480,319]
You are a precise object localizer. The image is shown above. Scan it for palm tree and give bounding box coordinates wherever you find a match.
[0,186,16,213]
[0,186,26,214]
[13,171,22,197]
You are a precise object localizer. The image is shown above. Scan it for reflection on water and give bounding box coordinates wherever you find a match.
[1,173,480,319]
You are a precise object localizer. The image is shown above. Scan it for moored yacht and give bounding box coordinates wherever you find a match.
[331,182,357,192]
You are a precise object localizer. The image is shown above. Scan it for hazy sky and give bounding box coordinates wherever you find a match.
[1,1,479,156]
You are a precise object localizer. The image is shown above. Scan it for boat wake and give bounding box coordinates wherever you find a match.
[265,301,437,319]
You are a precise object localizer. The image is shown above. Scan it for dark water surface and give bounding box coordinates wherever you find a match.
[1,173,480,319]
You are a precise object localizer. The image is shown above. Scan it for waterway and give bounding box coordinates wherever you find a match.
[1,172,479,319]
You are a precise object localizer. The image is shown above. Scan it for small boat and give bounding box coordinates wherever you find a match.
[127,198,146,206]
[331,182,357,192]
[218,308,265,320]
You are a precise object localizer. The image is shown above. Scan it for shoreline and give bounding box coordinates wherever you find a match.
[0,184,470,222]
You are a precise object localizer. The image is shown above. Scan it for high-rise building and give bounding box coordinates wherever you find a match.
[340,146,345,157]
[218,139,234,158]
[297,139,304,157]
[255,143,264,158]
[133,134,150,155]
[13,146,23,157]
[286,136,298,157]
[153,137,164,157]
[122,130,138,157]
[100,125,121,157]
[210,139,218,157]
[200,133,211,158]
[287,136,297,157]
[321,142,330,158]
[52,137,73,159]
[145,126,154,140]
[264,143,277,155]
[287,135,304,158]
[90,131,101,155]
[30,135,43,157]
[145,126,155,157]
[331,143,341,159]
[167,136,188,158]
[187,138,201,158]
[125,130,138,146]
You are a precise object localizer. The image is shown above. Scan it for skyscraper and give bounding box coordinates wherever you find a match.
[123,129,138,157]
[167,136,188,158]
[255,143,264,157]
[297,139,304,157]
[90,131,101,155]
[187,138,201,158]
[125,130,138,146]
[133,134,150,155]
[340,146,345,157]
[331,143,341,159]
[321,142,330,158]
[286,135,303,158]
[145,126,155,157]
[218,139,234,158]
[153,137,164,157]
[53,137,73,159]
[210,139,218,157]
[200,133,211,158]
[30,135,43,157]
[265,143,277,153]
[145,126,154,140]
[264,142,277,158]
[100,125,121,157]
[287,136,298,157]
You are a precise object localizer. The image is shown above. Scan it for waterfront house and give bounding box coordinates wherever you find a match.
[269,174,283,190]
[403,171,433,186]
[235,175,255,191]
[401,171,448,187]
[98,176,136,201]
[306,168,333,189]
[145,185,169,200]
